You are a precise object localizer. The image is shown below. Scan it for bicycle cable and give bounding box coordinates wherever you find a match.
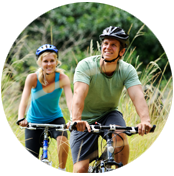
[113,132,125,155]
[100,131,125,156]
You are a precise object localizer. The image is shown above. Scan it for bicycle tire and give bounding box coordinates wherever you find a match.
[88,166,99,173]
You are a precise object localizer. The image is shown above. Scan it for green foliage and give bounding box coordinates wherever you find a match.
[127,2,173,76]
[7,2,170,79]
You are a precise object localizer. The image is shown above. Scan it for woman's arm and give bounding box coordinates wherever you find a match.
[18,73,37,126]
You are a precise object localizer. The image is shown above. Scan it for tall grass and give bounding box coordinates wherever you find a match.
[118,25,172,163]
[1,28,173,173]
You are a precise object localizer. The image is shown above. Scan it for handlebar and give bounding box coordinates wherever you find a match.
[16,118,68,131]
[19,123,68,131]
[69,122,156,136]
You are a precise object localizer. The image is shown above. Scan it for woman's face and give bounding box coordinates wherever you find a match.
[41,53,57,74]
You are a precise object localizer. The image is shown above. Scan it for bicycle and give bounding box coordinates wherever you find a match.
[70,122,156,173]
[17,118,68,166]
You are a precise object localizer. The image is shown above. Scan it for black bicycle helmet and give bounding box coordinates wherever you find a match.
[36,44,58,59]
[99,26,129,48]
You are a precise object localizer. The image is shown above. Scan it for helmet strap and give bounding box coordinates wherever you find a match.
[102,55,120,63]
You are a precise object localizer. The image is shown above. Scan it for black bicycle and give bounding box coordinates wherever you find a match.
[70,122,156,173]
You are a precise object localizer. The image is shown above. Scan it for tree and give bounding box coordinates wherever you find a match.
[6,2,170,79]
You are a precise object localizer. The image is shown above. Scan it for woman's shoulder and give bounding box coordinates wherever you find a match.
[26,73,37,81]
[26,73,37,88]
[59,73,70,88]
[59,73,69,80]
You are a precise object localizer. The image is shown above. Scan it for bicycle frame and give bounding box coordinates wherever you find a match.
[70,122,156,173]
[90,132,123,173]
[18,122,68,166]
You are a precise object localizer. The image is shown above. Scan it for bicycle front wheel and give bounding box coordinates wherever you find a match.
[88,165,100,173]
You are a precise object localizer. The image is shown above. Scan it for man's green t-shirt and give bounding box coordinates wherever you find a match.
[73,55,141,124]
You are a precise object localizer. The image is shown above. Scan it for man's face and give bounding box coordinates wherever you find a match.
[101,38,124,61]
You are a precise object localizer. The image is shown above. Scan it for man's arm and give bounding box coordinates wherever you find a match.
[127,85,152,136]
[72,81,91,132]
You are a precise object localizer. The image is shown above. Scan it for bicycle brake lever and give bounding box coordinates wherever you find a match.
[124,131,132,136]
[91,125,100,133]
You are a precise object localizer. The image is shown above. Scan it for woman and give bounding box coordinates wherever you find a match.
[18,44,72,171]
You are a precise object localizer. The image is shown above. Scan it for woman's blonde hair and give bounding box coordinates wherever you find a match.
[36,52,64,85]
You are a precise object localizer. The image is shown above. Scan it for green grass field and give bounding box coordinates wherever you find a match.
[1,84,173,173]
[1,39,173,173]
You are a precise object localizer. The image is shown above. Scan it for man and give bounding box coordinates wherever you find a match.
[70,26,152,173]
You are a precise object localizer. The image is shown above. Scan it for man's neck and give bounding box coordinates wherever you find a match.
[100,58,118,76]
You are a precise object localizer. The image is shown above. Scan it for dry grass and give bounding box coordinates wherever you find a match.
[1,31,173,173]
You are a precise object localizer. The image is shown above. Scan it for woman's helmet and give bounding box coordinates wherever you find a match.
[99,26,129,48]
[36,44,58,59]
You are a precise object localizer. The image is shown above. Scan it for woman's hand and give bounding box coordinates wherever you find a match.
[18,118,28,127]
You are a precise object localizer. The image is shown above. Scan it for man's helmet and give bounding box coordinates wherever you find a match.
[99,26,129,48]
[36,44,58,59]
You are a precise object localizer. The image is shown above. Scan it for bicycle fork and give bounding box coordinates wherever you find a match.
[105,133,123,169]
[41,127,52,166]
[42,127,49,159]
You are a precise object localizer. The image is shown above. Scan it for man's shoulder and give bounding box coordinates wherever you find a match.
[76,55,100,71]
[119,60,135,70]
[79,55,100,64]
[119,60,131,66]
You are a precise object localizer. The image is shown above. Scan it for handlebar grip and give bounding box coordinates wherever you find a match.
[69,122,77,132]
[16,118,25,125]
[64,124,67,129]
[134,125,156,133]
[150,125,156,132]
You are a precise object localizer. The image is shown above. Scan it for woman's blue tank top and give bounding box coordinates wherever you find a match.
[26,72,63,123]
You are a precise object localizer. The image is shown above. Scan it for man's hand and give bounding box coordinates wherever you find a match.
[136,120,152,136]
[73,120,91,132]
